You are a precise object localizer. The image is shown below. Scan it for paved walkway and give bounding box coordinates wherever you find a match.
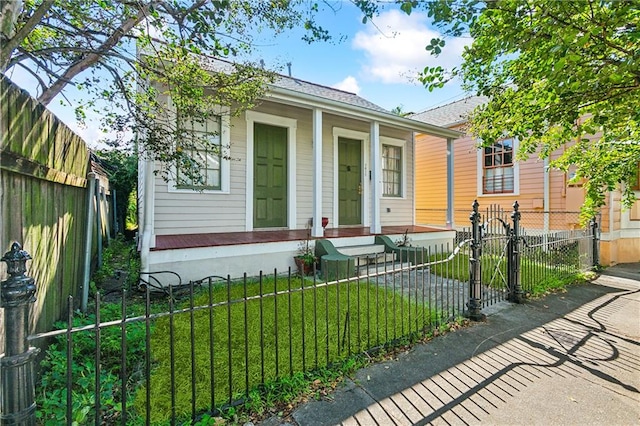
[266,264,640,425]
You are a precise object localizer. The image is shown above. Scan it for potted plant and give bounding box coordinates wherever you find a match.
[294,222,317,276]
[395,229,412,247]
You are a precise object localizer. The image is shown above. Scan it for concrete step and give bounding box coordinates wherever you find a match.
[336,244,396,266]
[352,252,396,266]
[337,244,385,256]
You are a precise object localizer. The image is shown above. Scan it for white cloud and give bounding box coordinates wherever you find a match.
[352,9,469,84]
[332,76,361,94]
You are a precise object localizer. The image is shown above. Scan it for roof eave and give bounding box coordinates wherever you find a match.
[266,86,462,139]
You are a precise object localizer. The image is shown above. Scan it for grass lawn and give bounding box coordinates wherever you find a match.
[136,275,441,422]
[429,246,588,297]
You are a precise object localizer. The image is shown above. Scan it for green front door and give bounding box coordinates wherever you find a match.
[254,123,287,228]
[338,137,362,225]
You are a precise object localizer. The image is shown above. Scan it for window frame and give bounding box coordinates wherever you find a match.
[380,136,406,199]
[382,144,402,197]
[477,138,519,196]
[168,106,231,194]
[175,115,223,191]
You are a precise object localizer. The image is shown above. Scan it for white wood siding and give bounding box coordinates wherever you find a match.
[153,112,249,235]
[380,126,414,226]
[153,102,416,236]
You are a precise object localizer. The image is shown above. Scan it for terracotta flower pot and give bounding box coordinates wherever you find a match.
[294,256,314,276]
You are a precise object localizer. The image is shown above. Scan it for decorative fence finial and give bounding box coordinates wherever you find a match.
[2,242,32,278]
[1,242,39,424]
[470,199,480,223]
[511,201,520,221]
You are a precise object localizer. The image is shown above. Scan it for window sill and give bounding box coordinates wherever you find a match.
[477,192,519,198]
[168,186,230,195]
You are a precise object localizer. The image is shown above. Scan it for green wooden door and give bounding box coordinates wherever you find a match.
[338,137,362,225]
[254,123,288,228]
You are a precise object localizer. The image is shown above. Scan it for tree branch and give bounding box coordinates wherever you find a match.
[38,3,152,105]
[11,45,137,68]
[1,0,55,70]
[100,61,136,116]
[14,46,75,85]
[14,61,48,93]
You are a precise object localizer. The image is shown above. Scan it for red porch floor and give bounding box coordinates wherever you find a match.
[152,225,445,251]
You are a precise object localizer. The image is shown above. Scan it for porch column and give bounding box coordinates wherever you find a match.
[446,137,455,229]
[311,108,324,237]
[370,121,382,234]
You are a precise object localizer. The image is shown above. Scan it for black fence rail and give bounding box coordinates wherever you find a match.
[0,201,600,424]
[519,226,597,295]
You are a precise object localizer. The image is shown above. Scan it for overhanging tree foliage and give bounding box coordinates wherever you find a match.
[0,0,334,181]
[406,0,640,219]
[4,1,638,218]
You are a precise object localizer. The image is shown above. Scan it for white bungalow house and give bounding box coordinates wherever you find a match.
[138,72,460,284]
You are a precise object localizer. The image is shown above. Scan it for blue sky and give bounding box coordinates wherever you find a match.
[254,3,470,113]
[7,3,471,147]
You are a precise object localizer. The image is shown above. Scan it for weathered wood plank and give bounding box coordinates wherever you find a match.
[0,149,87,187]
[0,75,108,345]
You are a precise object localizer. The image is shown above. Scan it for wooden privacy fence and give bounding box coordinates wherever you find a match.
[0,76,111,350]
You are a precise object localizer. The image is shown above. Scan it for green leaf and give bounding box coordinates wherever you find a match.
[400,1,413,15]
[419,0,640,214]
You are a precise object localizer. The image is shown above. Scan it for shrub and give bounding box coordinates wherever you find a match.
[36,303,147,425]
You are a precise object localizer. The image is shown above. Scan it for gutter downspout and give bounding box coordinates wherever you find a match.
[82,172,96,312]
[140,156,155,280]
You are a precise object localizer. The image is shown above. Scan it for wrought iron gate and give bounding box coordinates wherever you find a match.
[479,203,513,306]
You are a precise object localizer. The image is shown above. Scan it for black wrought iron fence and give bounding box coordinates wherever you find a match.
[519,225,597,296]
[25,246,473,424]
[0,201,600,424]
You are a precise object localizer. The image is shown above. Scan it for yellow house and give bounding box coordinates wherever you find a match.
[411,96,640,266]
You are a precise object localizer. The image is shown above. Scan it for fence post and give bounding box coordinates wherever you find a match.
[95,178,103,267]
[1,243,39,425]
[509,201,523,303]
[466,200,485,321]
[589,217,600,269]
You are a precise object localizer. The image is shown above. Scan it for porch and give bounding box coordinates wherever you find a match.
[147,226,457,285]
[152,225,448,251]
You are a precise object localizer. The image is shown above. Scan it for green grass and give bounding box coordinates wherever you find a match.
[428,247,588,297]
[135,276,441,422]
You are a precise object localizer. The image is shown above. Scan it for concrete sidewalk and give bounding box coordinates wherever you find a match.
[269,265,640,425]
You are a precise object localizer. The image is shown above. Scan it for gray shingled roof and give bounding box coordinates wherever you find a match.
[410,95,488,127]
[271,76,390,114]
[200,57,389,114]
[196,56,461,137]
